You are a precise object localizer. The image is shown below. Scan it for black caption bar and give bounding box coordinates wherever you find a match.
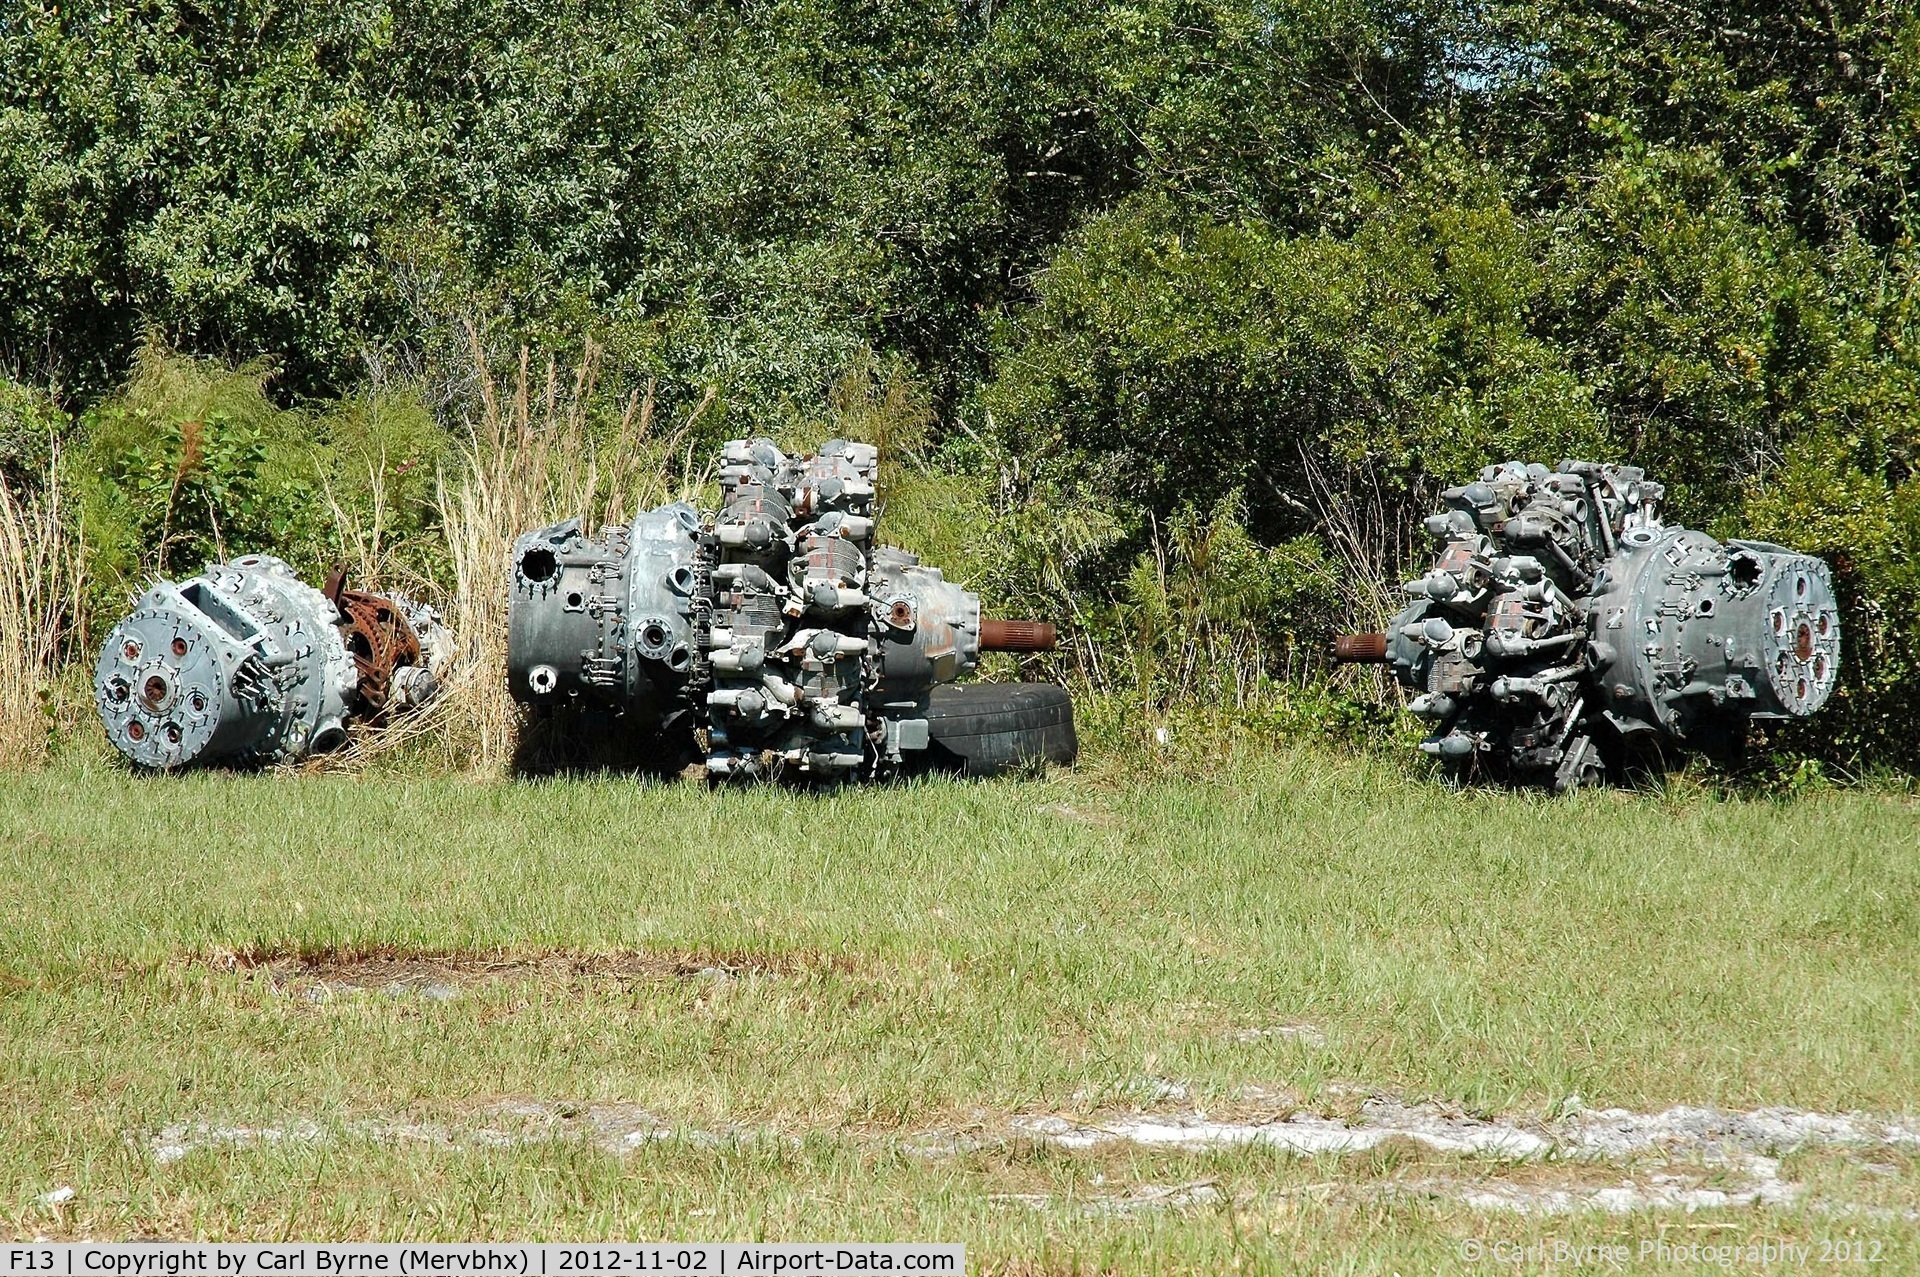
[1,1246,964,1277]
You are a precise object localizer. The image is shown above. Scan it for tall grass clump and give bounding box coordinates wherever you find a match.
[1113,494,1340,709]
[0,442,83,770]
[433,330,710,774]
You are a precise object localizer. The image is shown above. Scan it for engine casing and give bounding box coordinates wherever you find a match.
[508,439,998,780]
[96,555,448,769]
[1353,461,1840,789]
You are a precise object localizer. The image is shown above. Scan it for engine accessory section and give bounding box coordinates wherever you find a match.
[96,556,449,769]
[508,437,1070,780]
[1334,460,1840,790]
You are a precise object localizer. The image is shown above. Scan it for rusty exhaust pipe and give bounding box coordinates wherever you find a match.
[980,619,1057,652]
[1332,632,1388,663]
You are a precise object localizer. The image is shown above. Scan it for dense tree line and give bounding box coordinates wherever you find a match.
[3,1,1917,772]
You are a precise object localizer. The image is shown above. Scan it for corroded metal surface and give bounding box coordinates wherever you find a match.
[325,570,427,715]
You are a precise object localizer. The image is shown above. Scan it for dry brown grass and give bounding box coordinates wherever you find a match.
[0,444,83,771]
[424,329,711,774]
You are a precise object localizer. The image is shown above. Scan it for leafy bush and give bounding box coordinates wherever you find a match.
[6,0,1920,775]
[67,343,445,630]
[0,380,67,492]
[1110,494,1340,707]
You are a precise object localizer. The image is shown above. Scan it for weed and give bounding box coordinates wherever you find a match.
[0,436,82,769]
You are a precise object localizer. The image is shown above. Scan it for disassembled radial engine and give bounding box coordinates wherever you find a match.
[508,437,1069,780]
[96,556,449,769]
[1335,460,1841,790]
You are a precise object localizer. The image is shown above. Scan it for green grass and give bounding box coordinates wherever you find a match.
[4,748,1919,1270]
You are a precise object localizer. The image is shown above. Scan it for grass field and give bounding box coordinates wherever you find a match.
[4,745,1920,1272]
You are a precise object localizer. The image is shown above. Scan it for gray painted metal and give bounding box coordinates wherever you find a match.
[1364,461,1839,789]
[508,438,998,780]
[95,555,447,769]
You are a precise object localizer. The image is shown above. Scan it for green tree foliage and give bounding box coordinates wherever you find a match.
[984,178,1613,541]
[982,2,1920,769]
[1471,0,1920,247]
[5,0,1919,770]
[0,0,1432,411]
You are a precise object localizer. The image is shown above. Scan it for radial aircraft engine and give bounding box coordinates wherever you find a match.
[1334,460,1840,790]
[507,437,1070,780]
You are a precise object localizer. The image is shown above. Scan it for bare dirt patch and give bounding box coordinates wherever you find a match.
[191,945,862,999]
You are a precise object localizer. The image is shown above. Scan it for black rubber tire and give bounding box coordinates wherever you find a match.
[917,682,1078,777]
